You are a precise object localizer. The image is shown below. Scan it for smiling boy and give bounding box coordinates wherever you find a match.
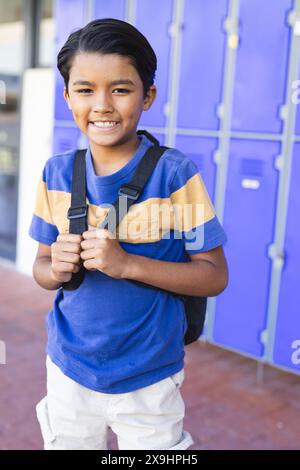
[29,18,228,450]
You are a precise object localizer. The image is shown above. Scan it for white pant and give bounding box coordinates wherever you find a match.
[36,355,194,450]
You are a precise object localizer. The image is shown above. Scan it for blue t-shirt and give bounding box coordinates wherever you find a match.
[29,133,227,393]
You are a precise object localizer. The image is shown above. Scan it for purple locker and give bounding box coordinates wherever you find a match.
[137,130,165,147]
[273,143,300,372]
[136,0,173,128]
[175,136,218,200]
[54,69,74,122]
[177,0,228,130]
[52,126,82,155]
[93,0,125,20]
[295,62,300,135]
[54,0,86,121]
[151,133,165,146]
[213,140,280,357]
[232,0,292,134]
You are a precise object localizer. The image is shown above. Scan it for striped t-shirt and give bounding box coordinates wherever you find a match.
[29,133,227,393]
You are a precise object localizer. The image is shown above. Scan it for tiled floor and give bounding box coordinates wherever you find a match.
[0,264,299,450]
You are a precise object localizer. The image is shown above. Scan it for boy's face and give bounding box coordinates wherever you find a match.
[64,52,156,150]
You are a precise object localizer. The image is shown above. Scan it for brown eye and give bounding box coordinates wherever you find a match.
[77,89,93,94]
[112,88,130,94]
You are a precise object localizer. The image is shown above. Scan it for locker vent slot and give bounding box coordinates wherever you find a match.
[240,158,264,177]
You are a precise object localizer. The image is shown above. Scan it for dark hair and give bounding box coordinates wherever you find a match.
[57,18,157,97]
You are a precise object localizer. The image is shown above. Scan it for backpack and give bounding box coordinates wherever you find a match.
[62,130,207,345]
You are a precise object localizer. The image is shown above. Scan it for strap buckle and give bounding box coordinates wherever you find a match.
[118,184,141,201]
[67,204,88,220]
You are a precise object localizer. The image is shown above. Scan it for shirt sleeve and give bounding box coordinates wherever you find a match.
[169,157,227,254]
[28,163,59,246]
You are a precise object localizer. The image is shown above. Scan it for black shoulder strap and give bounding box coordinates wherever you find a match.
[67,149,88,235]
[98,144,168,233]
[63,132,168,291]
[62,149,88,291]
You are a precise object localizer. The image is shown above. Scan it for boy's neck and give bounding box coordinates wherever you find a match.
[89,134,141,177]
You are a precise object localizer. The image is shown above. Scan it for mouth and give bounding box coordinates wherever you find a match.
[89,120,120,132]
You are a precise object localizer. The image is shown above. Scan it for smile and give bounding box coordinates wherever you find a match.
[89,120,120,130]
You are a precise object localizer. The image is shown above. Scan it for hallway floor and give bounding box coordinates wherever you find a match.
[1,264,299,450]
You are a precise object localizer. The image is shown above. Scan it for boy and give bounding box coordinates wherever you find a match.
[29,18,228,450]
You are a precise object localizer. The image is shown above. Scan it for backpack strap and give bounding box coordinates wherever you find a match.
[62,149,88,291]
[63,132,168,290]
[137,129,159,146]
[98,144,168,233]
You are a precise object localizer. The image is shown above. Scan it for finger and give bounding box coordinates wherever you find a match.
[81,237,108,250]
[83,258,99,271]
[82,228,97,240]
[53,252,81,264]
[95,228,114,240]
[54,241,82,254]
[57,233,82,243]
[80,248,99,261]
[54,261,80,273]
[81,239,97,250]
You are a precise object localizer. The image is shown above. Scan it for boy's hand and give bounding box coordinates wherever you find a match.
[50,233,83,283]
[80,226,130,279]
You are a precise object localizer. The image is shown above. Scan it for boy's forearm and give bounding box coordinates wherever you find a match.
[122,254,226,297]
[33,256,62,291]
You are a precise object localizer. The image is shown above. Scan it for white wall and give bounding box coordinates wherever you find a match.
[16,68,54,275]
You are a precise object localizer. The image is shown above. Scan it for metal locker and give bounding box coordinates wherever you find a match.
[151,134,165,146]
[177,0,228,131]
[52,126,82,155]
[54,0,86,121]
[175,136,218,200]
[231,0,292,133]
[136,0,173,128]
[272,143,300,373]
[295,63,300,135]
[93,0,125,20]
[213,139,280,358]
[296,106,300,136]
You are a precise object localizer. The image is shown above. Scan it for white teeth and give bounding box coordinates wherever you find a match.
[92,121,118,128]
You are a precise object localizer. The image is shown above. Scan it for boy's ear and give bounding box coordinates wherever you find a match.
[63,88,72,110]
[143,85,157,111]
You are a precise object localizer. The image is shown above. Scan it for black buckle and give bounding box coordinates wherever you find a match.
[67,204,88,220]
[118,184,141,201]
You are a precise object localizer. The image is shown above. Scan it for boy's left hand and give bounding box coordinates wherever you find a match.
[80,226,130,279]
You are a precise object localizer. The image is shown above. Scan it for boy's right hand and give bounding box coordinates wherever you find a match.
[50,233,83,283]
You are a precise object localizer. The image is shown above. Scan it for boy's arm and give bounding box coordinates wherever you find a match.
[32,243,62,291]
[122,245,228,297]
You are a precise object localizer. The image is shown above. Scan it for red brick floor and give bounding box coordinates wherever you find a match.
[1,264,300,450]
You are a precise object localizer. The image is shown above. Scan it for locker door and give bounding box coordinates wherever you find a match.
[295,63,300,135]
[213,139,280,357]
[273,143,300,373]
[54,0,86,121]
[177,0,228,131]
[136,0,173,128]
[175,136,218,200]
[93,0,125,20]
[231,0,292,133]
[52,126,82,155]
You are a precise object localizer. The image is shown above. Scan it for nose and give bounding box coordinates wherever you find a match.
[92,91,114,113]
